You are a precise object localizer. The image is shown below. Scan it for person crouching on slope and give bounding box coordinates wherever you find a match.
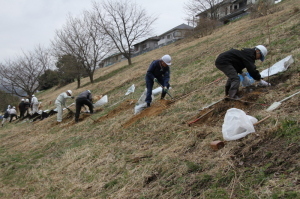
[145,54,172,107]
[75,90,93,123]
[215,45,271,99]
[1,105,11,127]
[9,106,18,122]
[55,90,74,123]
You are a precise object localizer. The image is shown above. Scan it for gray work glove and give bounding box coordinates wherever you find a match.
[258,79,271,86]
[163,87,168,92]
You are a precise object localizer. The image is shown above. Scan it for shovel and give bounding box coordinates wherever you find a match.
[267,90,300,111]
[154,79,174,100]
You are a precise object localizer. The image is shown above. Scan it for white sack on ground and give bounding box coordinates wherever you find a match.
[125,84,135,95]
[152,86,171,95]
[93,95,108,108]
[222,108,258,141]
[134,87,172,115]
[260,55,294,78]
[134,89,153,115]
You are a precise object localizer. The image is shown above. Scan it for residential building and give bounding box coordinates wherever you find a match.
[101,52,125,68]
[157,24,193,47]
[196,0,277,24]
[133,36,160,56]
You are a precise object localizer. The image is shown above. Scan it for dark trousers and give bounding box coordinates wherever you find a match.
[9,114,17,122]
[145,76,169,104]
[75,98,93,121]
[216,64,240,91]
[19,108,25,119]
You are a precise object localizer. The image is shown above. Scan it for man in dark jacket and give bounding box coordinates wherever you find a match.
[215,45,270,99]
[18,99,26,119]
[23,99,31,118]
[145,54,172,107]
[75,90,93,122]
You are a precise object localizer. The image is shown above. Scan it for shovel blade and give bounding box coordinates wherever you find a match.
[266,102,281,111]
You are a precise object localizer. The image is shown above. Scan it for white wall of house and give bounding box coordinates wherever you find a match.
[158,30,187,46]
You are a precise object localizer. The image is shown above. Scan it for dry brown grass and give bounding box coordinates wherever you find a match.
[0,0,300,198]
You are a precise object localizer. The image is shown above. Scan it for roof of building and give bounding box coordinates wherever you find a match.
[159,23,194,36]
[133,36,160,46]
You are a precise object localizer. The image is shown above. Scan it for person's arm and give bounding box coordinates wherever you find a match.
[163,68,170,87]
[146,60,157,80]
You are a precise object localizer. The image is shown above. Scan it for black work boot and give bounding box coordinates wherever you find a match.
[161,92,167,99]
[147,103,151,107]
[225,86,230,96]
[228,90,241,100]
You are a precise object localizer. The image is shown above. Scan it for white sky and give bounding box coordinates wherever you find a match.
[0,0,189,62]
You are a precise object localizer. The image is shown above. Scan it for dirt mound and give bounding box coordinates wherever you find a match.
[122,99,173,128]
[187,88,268,127]
[95,99,137,123]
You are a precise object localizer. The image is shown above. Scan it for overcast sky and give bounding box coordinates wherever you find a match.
[0,0,189,62]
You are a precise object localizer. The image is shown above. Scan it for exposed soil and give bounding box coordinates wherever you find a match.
[95,99,137,123]
[122,99,173,128]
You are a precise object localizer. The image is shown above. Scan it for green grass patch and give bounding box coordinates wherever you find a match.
[276,119,300,143]
[186,161,202,173]
[104,179,118,189]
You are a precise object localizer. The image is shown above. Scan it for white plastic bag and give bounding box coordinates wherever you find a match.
[125,84,135,95]
[260,55,294,78]
[222,108,258,141]
[93,95,108,108]
[134,89,154,115]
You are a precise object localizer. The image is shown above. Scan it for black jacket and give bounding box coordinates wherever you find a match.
[215,48,261,80]
[19,101,25,110]
[77,90,92,102]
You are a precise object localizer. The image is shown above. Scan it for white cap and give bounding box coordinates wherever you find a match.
[25,99,29,102]
[32,95,35,97]
[67,90,72,96]
[21,99,25,101]
[12,106,15,109]
[87,90,91,93]
[255,45,268,62]
[161,54,172,65]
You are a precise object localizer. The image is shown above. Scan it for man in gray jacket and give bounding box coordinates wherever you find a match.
[75,90,93,123]
[55,90,74,123]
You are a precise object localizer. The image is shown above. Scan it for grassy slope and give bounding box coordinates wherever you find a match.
[0,0,299,198]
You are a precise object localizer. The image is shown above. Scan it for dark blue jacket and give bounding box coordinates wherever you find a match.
[215,48,261,80]
[146,60,170,87]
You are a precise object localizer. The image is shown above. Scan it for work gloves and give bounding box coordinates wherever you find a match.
[258,79,271,86]
[71,96,75,99]
[163,87,168,92]
[154,78,158,83]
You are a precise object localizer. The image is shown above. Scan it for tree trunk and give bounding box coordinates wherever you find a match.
[127,57,132,65]
[76,76,81,88]
[89,73,94,83]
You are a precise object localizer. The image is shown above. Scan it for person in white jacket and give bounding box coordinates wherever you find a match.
[55,90,74,123]
[31,95,39,114]
[9,106,18,122]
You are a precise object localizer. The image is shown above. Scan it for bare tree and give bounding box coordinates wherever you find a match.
[92,0,157,65]
[52,11,112,83]
[0,45,51,97]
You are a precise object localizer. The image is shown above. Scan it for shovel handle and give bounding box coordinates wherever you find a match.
[279,90,300,103]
